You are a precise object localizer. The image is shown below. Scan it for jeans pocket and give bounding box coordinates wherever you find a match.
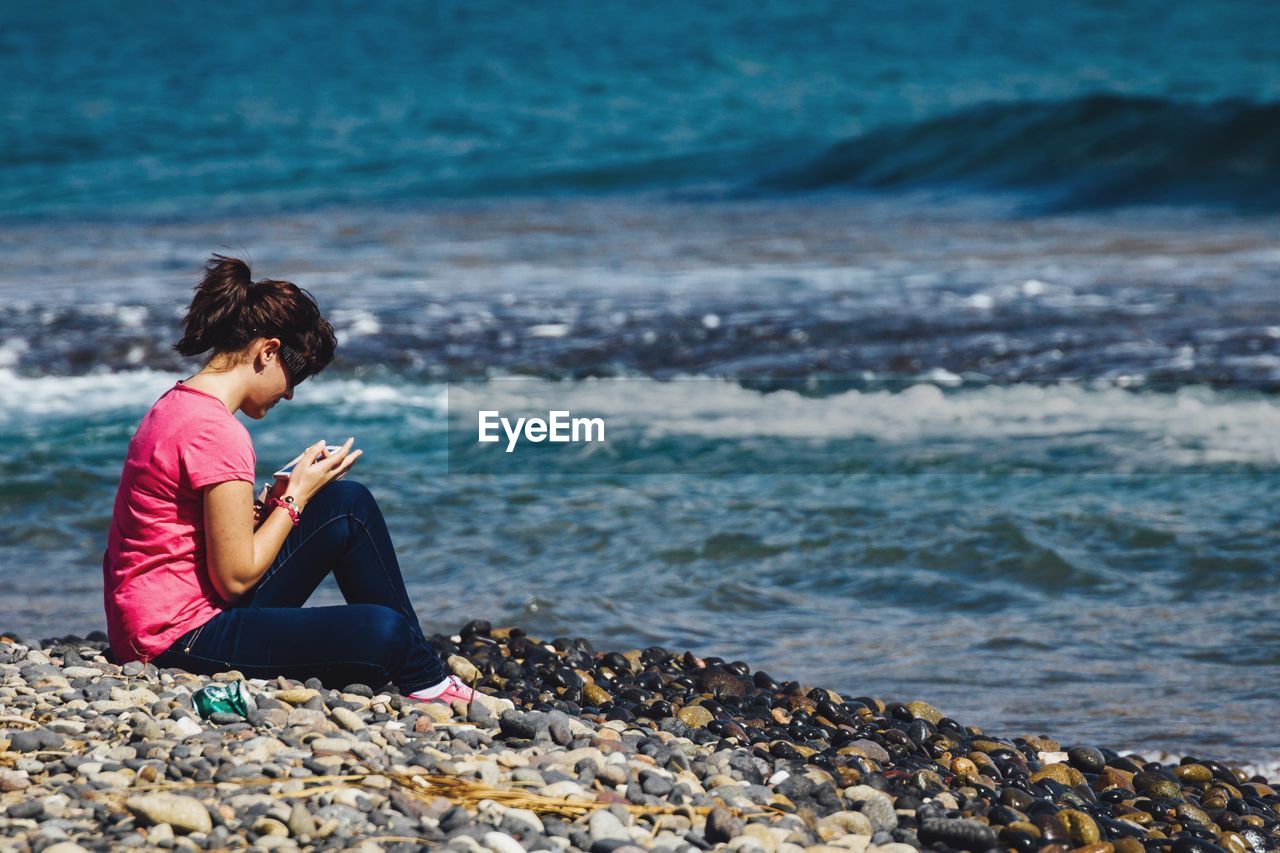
[179,621,207,655]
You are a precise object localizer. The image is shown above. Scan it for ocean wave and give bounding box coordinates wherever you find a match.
[0,370,448,427]
[7,93,1280,216]
[451,379,1280,467]
[752,94,1280,211]
[9,369,1280,468]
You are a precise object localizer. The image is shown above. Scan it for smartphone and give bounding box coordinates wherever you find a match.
[273,445,344,479]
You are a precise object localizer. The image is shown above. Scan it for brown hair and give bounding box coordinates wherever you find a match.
[173,254,336,376]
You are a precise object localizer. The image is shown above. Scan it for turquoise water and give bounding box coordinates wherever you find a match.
[4,1,1279,215]
[3,1,1280,760]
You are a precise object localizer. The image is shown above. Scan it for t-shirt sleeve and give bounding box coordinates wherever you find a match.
[181,418,256,490]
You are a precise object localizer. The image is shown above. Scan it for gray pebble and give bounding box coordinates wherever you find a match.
[704,806,743,845]
[7,799,44,820]
[588,809,629,843]
[641,771,673,796]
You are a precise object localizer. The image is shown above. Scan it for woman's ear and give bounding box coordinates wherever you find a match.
[253,337,281,374]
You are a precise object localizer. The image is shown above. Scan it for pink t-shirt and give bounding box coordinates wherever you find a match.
[103,382,256,663]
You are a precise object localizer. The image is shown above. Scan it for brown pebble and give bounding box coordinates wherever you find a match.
[1118,812,1153,827]
[952,757,977,780]
[1008,821,1041,838]
[1174,764,1213,784]
[970,738,1012,754]
[676,705,713,728]
[582,683,612,706]
[1054,809,1100,846]
[1072,843,1113,853]
[905,700,943,724]
[1096,767,1135,792]
[836,767,862,786]
[1177,803,1213,826]
[1032,763,1085,787]
[1022,736,1061,751]
[1113,839,1145,853]
[1219,832,1249,853]
[413,716,434,733]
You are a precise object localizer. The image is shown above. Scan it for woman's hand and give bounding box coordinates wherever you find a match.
[206,439,361,602]
[284,437,362,507]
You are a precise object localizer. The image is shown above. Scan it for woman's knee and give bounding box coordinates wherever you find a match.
[310,479,376,515]
[351,604,416,650]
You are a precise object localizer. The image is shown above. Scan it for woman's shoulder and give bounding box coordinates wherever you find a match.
[139,383,252,446]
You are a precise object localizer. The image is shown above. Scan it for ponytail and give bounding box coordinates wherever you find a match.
[173,254,337,377]
[173,255,255,356]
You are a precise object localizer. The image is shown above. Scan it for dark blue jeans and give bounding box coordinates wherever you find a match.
[154,480,446,694]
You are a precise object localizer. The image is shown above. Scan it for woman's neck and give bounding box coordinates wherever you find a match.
[183,367,245,414]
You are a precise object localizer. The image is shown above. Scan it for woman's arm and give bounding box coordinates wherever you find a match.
[204,439,361,601]
[204,479,298,601]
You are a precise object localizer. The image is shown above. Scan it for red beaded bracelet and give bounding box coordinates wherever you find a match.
[268,496,302,525]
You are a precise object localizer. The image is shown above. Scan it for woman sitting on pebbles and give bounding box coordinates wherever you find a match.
[102,254,479,706]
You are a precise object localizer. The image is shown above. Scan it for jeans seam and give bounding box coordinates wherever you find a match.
[345,514,417,624]
[265,509,417,631]
[255,512,354,594]
[162,649,394,677]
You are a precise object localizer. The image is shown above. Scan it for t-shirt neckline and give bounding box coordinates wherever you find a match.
[174,380,234,413]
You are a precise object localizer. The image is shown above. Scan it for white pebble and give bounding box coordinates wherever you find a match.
[483,831,527,853]
[169,717,202,739]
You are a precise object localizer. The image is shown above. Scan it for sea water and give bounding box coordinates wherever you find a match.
[2,0,1279,761]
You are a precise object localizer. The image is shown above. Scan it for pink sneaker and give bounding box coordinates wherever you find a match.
[411,675,476,704]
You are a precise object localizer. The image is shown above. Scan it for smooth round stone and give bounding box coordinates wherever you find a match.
[1068,747,1106,774]
[1170,837,1230,853]
[482,831,527,853]
[999,827,1040,852]
[1118,811,1153,828]
[124,793,213,834]
[330,707,366,732]
[1073,844,1114,853]
[1218,832,1250,853]
[905,701,943,725]
[677,706,713,729]
[1054,810,1101,846]
[1031,764,1085,787]
[274,688,320,706]
[815,810,873,841]
[1177,803,1214,826]
[1175,764,1214,784]
[581,683,612,707]
[1000,788,1035,811]
[1133,772,1183,800]
[1098,767,1136,791]
[251,816,289,837]
[918,818,999,851]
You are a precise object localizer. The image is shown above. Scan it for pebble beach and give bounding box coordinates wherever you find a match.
[1,622,1276,853]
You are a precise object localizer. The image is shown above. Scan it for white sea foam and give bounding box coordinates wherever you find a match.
[0,370,448,426]
[7,370,1280,467]
[0,368,179,423]
[450,379,1280,466]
